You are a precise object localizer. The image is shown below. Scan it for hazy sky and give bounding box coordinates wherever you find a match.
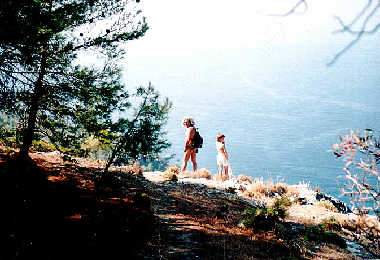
[124,0,380,63]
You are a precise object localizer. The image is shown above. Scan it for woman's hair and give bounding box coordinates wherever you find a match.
[216,133,225,141]
[182,117,195,127]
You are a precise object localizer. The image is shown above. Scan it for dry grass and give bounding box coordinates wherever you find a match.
[165,165,180,174]
[336,214,380,237]
[242,179,298,205]
[162,165,180,181]
[237,174,252,184]
[115,161,143,175]
[180,168,211,179]
[316,200,338,212]
[287,204,336,225]
[163,171,178,181]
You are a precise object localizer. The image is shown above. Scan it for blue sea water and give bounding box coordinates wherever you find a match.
[124,45,380,205]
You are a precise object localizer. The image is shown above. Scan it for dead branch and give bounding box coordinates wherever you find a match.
[270,0,308,17]
[328,1,380,65]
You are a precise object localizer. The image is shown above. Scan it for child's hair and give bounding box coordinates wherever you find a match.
[182,116,195,127]
[216,133,225,141]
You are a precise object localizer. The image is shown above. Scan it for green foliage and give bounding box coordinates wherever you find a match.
[1,0,171,163]
[30,140,56,152]
[0,0,151,158]
[303,224,346,248]
[105,83,172,171]
[320,216,341,231]
[240,197,292,230]
[0,114,18,147]
[274,197,292,218]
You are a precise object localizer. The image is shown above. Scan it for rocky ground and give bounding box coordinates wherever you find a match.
[3,149,379,259]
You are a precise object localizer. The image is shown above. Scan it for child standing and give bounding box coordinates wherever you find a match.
[216,133,230,180]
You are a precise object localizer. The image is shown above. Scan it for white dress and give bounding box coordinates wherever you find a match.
[216,141,229,166]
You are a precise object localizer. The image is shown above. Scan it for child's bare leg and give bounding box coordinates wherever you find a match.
[218,164,223,180]
[224,166,229,180]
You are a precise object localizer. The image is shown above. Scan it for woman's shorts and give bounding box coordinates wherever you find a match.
[185,146,198,153]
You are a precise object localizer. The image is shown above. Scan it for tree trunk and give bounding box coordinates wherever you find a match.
[19,54,47,159]
[104,95,148,172]
[104,140,124,172]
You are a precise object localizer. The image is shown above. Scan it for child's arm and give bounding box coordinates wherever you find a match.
[222,143,228,160]
[224,150,228,160]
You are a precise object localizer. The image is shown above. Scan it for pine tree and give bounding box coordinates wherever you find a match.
[0,0,150,158]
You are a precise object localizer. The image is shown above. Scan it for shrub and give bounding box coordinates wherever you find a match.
[30,140,56,152]
[245,182,266,197]
[320,216,341,231]
[273,183,288,196]
[240,207,278,230]
[165,165,180,174]
[331,129,379,216]
[237,174,252,184]
[163,171,178,182]
[240,197,292,230]
[181,168,211,179]
[313,186,321,193]
[273,197,292,218]
[0,123,18,147]
[303,224,346,248]
[356,215,380,238]
[119,161,143,175]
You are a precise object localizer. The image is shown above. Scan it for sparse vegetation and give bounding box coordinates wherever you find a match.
[163,171,178,182]
[30,140,56,153]
[240,197,292,230]
[317,200,338,212]
[320,216,342,231]
[165,165,180,175]
[118,161,144,175]
[242,179,300,208]
[3,149,377,259]
[180,168,211,179]
[303,224,346,249]
[331,129,379,217]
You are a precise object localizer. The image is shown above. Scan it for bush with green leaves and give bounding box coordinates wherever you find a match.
[30,140,56,152]
[320,216,341,232]
[0,115,14,145]
[303,224,346,249]
[240,197,292,230]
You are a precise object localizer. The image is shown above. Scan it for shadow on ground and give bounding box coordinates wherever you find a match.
[2,156,153,260]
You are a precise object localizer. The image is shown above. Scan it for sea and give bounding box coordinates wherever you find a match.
[123,46,380,206]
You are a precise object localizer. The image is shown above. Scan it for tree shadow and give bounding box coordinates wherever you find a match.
[2,156,153,260]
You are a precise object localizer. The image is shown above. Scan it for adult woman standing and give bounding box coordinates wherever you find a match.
[181,117,198,173]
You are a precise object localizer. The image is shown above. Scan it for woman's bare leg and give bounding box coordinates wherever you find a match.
[181,150,192,172]
[190,150,197,172]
